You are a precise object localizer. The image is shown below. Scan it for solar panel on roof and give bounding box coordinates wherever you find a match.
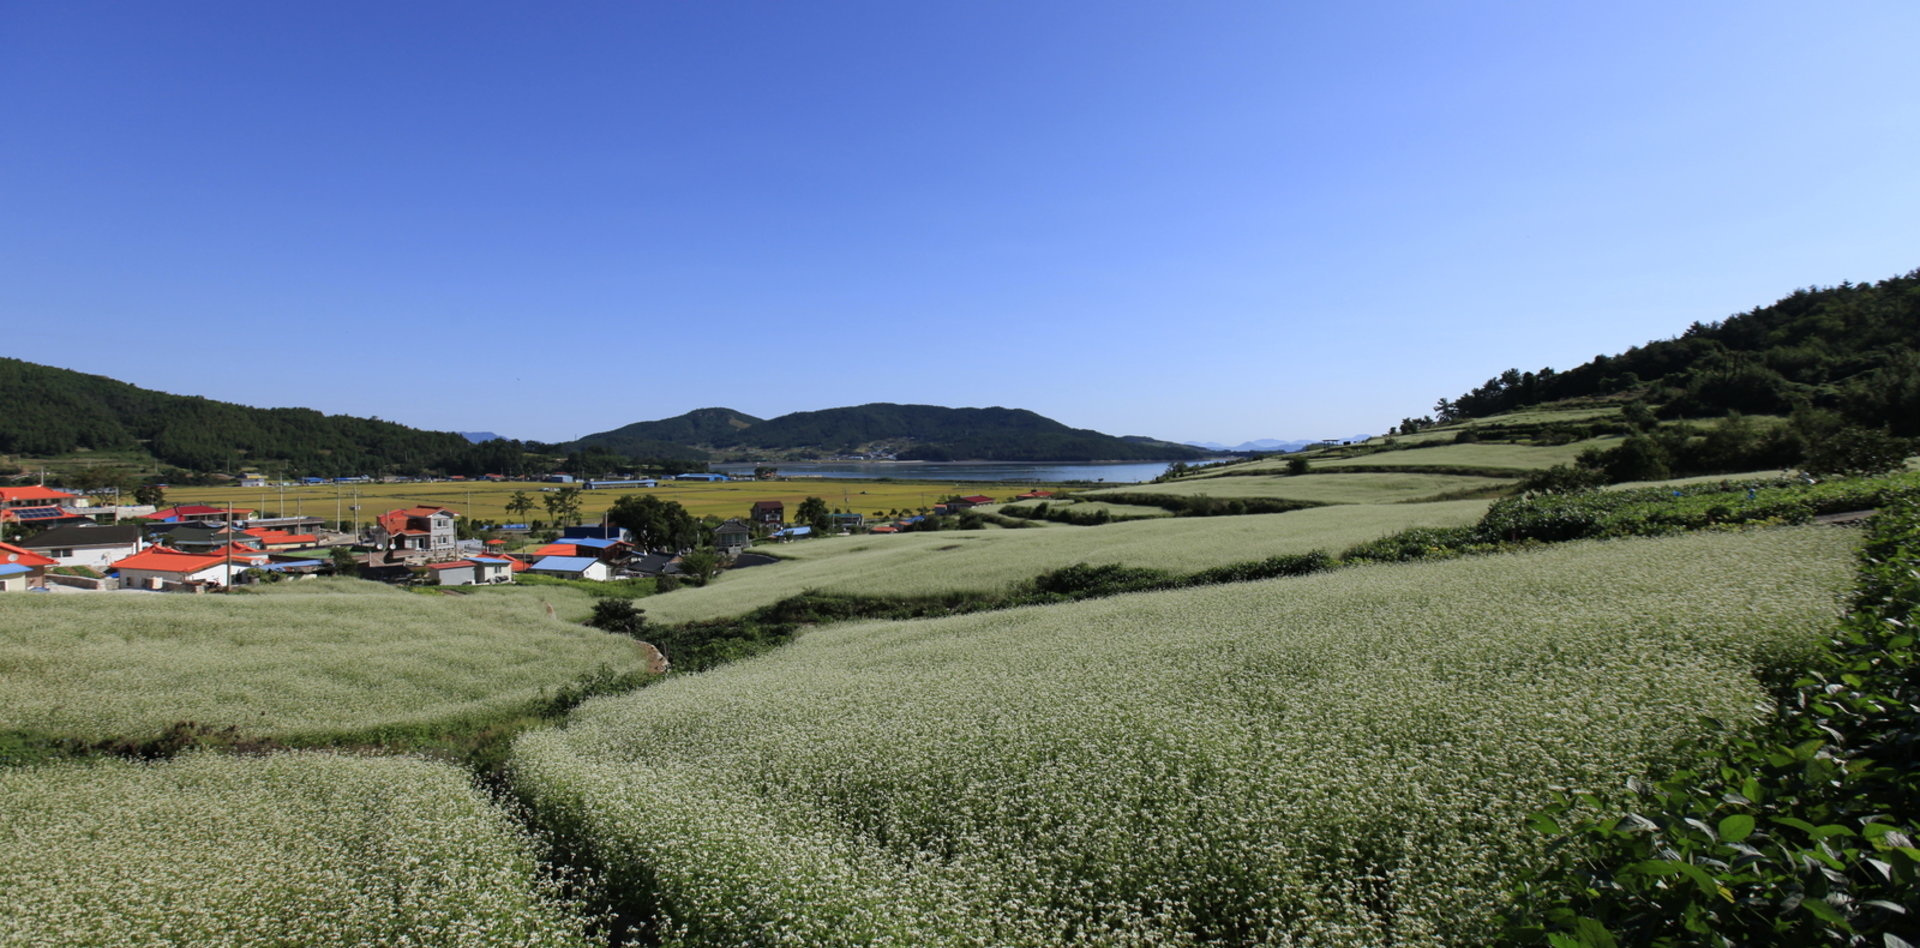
[17,507,64,520]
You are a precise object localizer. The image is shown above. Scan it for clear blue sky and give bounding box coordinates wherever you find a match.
[4,1,1916,444]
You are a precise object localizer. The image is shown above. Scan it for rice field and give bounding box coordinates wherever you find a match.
[0,581,648,744]
[163,477,1030,525]
[1085,472,1516,504]
[640,500,1493,624]
[513,526,1855,947]
[0,752,593,947]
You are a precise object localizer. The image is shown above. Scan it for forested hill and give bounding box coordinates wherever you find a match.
[0,358,552,477]
[1425,268,1920,434]
[562,407,756,460]
[570,403,1209,462]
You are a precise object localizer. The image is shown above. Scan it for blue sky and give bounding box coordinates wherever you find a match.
[4,2,1916,444]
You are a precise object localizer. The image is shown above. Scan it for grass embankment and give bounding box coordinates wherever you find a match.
[1087,471,1517,505]
[0,753,596,947]
[0,580,654,764]
[638,500,1493,625]
[513,526,1856,947]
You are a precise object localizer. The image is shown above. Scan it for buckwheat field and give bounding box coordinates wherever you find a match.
[515,527,1853,946]
[0,752,594,947]
[0,583,645,743]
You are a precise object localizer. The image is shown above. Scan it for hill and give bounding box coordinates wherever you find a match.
[561,407,761,461]
[1424,268,1920,433]
[568,403,1208,462]
[0,358,581,478]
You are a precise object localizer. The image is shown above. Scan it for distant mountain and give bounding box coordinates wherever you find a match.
[567,404,1207,462]
[460,431,503,443]
[1183,435,1374,453]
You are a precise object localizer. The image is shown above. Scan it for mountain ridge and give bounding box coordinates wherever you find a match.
[567,403,1208,463]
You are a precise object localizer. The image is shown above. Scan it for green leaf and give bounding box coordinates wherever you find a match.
[1718,814,1756,843]
[1798,897,1848,927]
[1571,916,1620,948]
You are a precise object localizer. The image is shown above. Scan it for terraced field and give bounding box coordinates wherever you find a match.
[516,526,1855,947]
[639,500,1492,624]
[0,753,593,947]
[0,580,647,745]
[1084,471,1515,504]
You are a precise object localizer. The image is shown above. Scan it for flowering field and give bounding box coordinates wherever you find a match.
[514,526,1854,946]
[0,753,594,947]
[641,500,1492,624]
[0,582,649,744]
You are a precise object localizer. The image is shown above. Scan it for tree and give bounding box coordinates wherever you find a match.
[505,490,535,522]
[133,483,166,507]
[795,496,831,534]
[328,546,360,576]
[588,598,648,637]
[1803,426,1912,478]
[542,486,584,526]
[678,548,722,586]
[608,493,699,552]
[1287,457,1311,476]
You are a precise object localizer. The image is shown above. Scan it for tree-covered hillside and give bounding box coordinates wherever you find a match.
[569,403,1208,462]
[561,407,758,460]
[1427,269,1920,434]
[0,358,556,477]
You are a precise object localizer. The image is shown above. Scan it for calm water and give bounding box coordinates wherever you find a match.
[708,459,1221,484]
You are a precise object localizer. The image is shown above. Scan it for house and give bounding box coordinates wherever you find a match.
[428,556,514,586]
[148,522,258,553]
[17,524,145,569]
[0,541,57,590]
[750,500,785,526]
[246,515,328,535]
[369,506,458,558]
[673,473,729,482]
[145,505,255,524]
[111,544,268,589]
[1015,490,1056,500]
[714,518,752,556]
[828,511,865,530]
[561,524,634,543]
[526,555,611,581]
[242,527,320,551]
[0,485,79,510]
[239,473,269,488]
[959,495,995,506]
[768,525,812,541]
[869,524,899,534]
[625,552,681,576]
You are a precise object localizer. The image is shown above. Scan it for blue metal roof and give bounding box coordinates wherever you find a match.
[260,559,325,571]
[564,537,621,549]
[771,526,812,537]
[0,564,33,577]
[469,556,510,564]
[530,555,601,572]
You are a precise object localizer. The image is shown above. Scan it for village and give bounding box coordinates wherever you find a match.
[0,479,1038,594]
